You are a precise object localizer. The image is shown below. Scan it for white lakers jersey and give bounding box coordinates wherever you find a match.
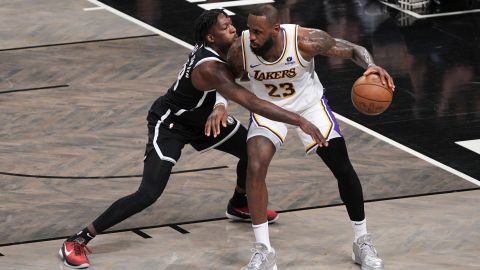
[241,24,324,112]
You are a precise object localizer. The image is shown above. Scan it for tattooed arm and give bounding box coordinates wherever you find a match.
[192,60,327,146]
[297,27,394,89]
[227,38,246,79]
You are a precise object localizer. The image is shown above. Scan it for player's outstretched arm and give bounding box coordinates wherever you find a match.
[227,38,246,79]
[298,27,395,90]
[192,61,327,146]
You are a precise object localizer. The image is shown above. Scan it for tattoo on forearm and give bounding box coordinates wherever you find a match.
[353,46,374,68]
[324,39,353,58]
[227,43,244,76]
[301,29,335,55]
[327,39,374,68]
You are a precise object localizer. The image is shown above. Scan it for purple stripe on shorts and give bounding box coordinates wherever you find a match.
[321,96,343,138]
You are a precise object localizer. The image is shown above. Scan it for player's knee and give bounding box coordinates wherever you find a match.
[332,162,356,180]
[248,158,268,175]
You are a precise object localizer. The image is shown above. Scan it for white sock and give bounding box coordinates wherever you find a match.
[351,218,367,242]
[252,222,272,251]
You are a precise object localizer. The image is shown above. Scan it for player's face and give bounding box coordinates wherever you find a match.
[247,15,277,56]
[210,14,237,47]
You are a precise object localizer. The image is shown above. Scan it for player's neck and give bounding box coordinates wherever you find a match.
[208,44,228,59]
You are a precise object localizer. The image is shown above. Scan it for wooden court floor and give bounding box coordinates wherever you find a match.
[0,1,479,269]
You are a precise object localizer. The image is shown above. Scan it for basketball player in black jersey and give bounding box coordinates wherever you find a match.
[58,9,326,269]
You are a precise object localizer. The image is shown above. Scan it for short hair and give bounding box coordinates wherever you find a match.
[249,4,279,24]
[194,9,229,44]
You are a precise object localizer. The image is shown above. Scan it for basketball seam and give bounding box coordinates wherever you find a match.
[353,83,392,92]
[352,95,391,103]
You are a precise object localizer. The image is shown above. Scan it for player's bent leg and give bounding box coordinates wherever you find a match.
[246,135,276,225]
[59,151,176,269]
[91,154,174,233]
[213,125,279,223]
[241,135,278,270]
[316,137,365,221]
[316,137,384,269]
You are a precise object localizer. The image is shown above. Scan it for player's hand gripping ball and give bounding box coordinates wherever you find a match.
[351,74,393,115]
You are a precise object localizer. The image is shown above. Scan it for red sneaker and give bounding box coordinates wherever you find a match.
[226,200,279,223]
[59,240,92,269]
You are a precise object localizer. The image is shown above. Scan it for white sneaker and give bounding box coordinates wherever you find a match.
[352,234,384,270]
[240,242,277,270]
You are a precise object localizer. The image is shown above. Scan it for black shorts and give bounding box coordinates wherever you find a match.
[144,109,242,165]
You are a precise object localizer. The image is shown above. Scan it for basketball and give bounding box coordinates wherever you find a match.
[351,74,393,115]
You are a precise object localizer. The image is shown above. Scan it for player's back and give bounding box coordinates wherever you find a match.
[242,24,324,112]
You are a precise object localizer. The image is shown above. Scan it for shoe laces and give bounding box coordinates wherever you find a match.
[359,236,377,257]
[247,247,266,267]
[73,241,92,256]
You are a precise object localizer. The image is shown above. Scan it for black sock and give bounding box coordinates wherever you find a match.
[67,227,95,244]
[230,189,247,207]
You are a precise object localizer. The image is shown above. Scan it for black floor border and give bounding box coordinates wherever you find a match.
[277,187,480,214]
[0,34,158,52]
[1,186,478,248]
[0,85,69,95]
[132,229,152,239]
[169,225,190,234]
[0,165,228,180]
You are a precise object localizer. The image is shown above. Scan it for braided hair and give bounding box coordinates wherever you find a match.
[194,9,229,44]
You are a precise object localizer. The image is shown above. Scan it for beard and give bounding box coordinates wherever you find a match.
[250,36,274,57]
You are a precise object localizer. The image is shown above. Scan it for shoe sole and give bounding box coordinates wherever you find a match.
[58,248,89,269]
[225,211,279,224]
[352,252,382,270]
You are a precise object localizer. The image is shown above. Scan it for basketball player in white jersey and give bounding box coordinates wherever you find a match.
[217,4,395,270]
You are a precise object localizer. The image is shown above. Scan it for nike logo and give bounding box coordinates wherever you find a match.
[64,246,73,256]
[250,64,261,68]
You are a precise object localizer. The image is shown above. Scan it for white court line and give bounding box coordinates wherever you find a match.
[456,139,480,155]
[198,0,274,9]
[381,1,480,19]
[335,113,479,186]
[83,6,104,11]
[87,0,193,50]
[85,0,480,187]
[198,0,274,15]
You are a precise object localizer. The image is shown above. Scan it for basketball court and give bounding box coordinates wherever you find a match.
[0,0,479,269]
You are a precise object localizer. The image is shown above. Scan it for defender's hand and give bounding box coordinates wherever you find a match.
[364,65,395,91]
[205,104,228,137]
[299,117,328,147]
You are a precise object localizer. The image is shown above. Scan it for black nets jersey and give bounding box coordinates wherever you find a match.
[149,44,227,128]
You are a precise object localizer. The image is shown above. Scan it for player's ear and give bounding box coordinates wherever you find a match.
[206,33,215,44]
[272,23,281,36]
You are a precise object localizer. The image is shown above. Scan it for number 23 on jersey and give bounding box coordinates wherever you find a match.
[264,82,296,98]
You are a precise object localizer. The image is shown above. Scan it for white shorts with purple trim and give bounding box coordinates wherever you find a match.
[247,96,342,154]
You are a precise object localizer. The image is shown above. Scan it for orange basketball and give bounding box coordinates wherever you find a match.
[351,74,393,115]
